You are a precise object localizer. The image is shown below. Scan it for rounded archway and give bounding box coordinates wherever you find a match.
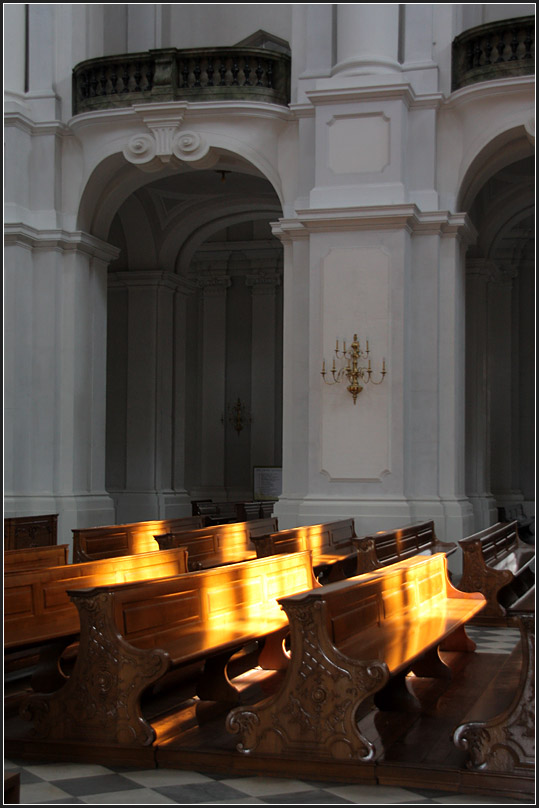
[463,145,534,530]
[97,157,284,522]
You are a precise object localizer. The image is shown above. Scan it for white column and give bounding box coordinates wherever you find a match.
[247,271,281,469]
[488,266,520,504]
[437,225,475,543]
[198,272,231,500]
[334,3,401,76]
[107,271,191,522]
[27,3,59,120]
[465,261,498,528]
[4,229,118,549]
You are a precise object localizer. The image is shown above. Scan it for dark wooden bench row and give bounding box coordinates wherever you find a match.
[4,513,58,550]
[352,520,457,573]
[251,518,358,582]
[21,551,320,746]
[458,520,535,623]
[72,514,206,562]
[191,499,276,524]
[227,553,486,761]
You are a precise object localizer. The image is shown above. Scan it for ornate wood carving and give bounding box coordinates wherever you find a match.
[227,596,388,761]
[353,538,381,574]
[22,591,170,746]
[458,540,514,618]
[454,613,534,773]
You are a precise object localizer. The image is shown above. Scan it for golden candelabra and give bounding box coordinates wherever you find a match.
[223,398,252,434]
[321,334,387,405]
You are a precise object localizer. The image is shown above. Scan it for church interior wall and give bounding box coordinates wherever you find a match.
[3,4,534,560]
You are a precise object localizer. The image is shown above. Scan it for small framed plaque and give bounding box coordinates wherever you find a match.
[253,466,282,501]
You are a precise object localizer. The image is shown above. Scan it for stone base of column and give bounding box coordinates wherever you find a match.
[272,496,412,537]
[110,490,193,525]
[4,493,116,558]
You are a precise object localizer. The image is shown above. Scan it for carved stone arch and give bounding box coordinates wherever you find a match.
[457,125,534,213]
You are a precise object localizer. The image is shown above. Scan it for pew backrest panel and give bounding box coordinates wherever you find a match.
[352,520,457,574]
[154,517,278,570]
[458,521,535,621]
[72,515,205,562]
[4,544,69,572]
[4,545,189,650]
[251,518,357,580]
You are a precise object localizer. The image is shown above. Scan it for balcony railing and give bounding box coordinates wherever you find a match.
[452,16,534,91]
[72,47,291,116]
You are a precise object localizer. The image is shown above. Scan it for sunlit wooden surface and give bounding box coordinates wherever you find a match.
[4,544,69,572]
[155,517,278,570]
[20,551,319,747]
[227,554,486,762]
[72,515,206,561]
[352,520,457,574]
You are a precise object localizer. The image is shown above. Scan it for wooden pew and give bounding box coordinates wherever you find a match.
[4,513,58,549]
[21,551,319,747]
[4,546,189,692]
[457,521,535,623]
[453,602,534,779]
[227,553,486,761]
[250,518,358,582]
[72,514,205,562]
[352,520,457,574]
[4,544,69,572]
[154,517,278,570]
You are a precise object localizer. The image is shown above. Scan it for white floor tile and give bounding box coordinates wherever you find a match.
[19,782,74,803]
[324,783,426,803]
[80,787,177,804]
[221,776,316,796]
[22,761,114,781]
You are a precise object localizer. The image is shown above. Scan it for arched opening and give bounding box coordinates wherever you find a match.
[463,149,534,531]
[92,159,283,522]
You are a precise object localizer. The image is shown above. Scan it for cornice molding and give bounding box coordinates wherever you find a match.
[3,111,71,138]
[4,223,120,261]
[271,206,477,242]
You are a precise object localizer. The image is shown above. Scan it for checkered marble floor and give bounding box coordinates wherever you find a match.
[4,626,531,805]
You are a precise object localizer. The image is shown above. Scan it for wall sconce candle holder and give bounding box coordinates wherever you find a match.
[222,398,252,435]
[321,334,387,405]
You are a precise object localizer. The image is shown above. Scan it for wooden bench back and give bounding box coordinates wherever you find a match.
[154,517,278,569]
[69,550,318,657]
[458,520,521,565]
[3,545,189,649]
[4,513,58,550]
[72,515,205,562]
[279,554,449,648]
[352,520,456,573]
[252,518,356,559]
[4,544,69,572]
[277,553,485,677]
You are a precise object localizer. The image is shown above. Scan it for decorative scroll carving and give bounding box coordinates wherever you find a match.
[22,591,170,747]
[454,613,535,773]
[352,538,381,574]
[458,540,513,618]
[226,597,388,761]
[123,125,217,171]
